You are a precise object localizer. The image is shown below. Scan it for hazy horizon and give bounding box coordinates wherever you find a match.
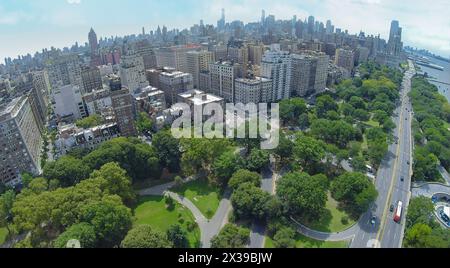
[1,0,449,61]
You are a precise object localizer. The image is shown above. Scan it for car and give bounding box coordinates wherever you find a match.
[390,205,395,213]
[407,161,410,165]
[371,216,377,226]
[400,177,405,182]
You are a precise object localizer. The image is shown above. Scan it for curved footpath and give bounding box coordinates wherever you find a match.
[291,217,359,242]
[138,179,232,248]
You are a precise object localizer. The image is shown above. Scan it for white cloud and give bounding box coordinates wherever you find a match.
[67,0,82,4]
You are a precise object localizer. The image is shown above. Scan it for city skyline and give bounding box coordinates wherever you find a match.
[0,0,449,61]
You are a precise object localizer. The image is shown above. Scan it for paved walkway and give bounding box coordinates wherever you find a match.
[291,217,359,242]
[138,179,232,248]
[412,182,450,198]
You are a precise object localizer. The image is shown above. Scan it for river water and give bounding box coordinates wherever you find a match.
[417,57,450,102]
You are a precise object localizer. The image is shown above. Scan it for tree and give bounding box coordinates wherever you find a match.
[75,115,103,129]
[351,156,367,173]
[210,224,250,248]
[53,223,97,248]
[212,151,244,187]
[276,172,327,220]
[89,162,135,204]
[298,113,310,129]
[275,134,294,162]
[331,172,378,216]
[83,137,161,182]
[406,197,436,228]
[166,224,189,248]
[121,225,172,248]
[231,183,273,221]
[273,227,296,248]
[279,98,307,125]
[136,112,154,134]
[293,135,325,170]
[228,169,261,190]
[79,196,133,248]
[43,156,90,187]
[246,149,270,172]
[153,130,181,173]
[0,190,16,236]
[404,223,433,248]
[181,138,232,177]
[316,95,339,118]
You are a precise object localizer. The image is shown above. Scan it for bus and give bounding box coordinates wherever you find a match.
[394,201,403,223]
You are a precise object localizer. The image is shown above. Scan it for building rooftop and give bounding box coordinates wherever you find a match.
[0,96,24,119]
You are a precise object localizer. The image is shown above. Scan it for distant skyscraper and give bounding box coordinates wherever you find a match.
[217,8,226,30]
[308,16,315,34]
[88,28,98,54]
[387,20,403,56]
[261,10,266,25]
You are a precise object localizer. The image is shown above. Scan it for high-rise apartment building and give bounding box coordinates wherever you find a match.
[111,87,137,137]
[291,51,329,96]
[81,66,103,93]
[334,48,355,76]
[155,44,202,72]
[119,53,149,94]
[248,44,265,65]
[46,54,83,92]
[235,77,273,104]
[159,69,194,105]
[53,84,87,120]
[209,61,242,103]
[186,51,215,88]
[261,49,292,101]
[0,96,43,185]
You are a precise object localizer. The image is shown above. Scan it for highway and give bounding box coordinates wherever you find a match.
[351,60,416,248]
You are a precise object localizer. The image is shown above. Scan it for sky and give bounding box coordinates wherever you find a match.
[0,0,449,61]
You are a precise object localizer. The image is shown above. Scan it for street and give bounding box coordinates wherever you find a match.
[351,60,416,248]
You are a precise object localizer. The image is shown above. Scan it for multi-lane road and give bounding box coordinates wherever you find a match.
[351,60,416,248]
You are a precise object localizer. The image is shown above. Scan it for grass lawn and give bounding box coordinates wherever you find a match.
[301,193,356,233]
[362,134,369,151]
[265,234,349,248]
[134,196,201,248]
[172,180,221,219]
[0,227,7,245]
[365,119,380,128]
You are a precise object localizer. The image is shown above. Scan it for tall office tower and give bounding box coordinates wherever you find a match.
[89,28,101,66]
[53,84,87,120]
[81,66,103,93]
[89,28,98,54]
[159,69,194,106]
[209,61,242,103]
[261,10,266,26]
[217,8,226,31]
[387,20,403,56]
[235,77,273,104]
[46,54,83,92]
[335,48,355,76]
[308,16,315,34]
[291,51,329,97]
[186,51,214,88]
[261,49,292,101]
[155,45,201,72]
[0,79,11,100]
[0,96,43,186]
[111,87,137,137]
[119,53,149,94]
[326,20,333,34]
